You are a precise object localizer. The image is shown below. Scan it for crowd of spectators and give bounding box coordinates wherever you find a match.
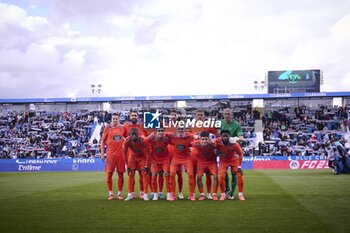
[259,106,349,156]
[0,110,104,159]
[0,104,349,159]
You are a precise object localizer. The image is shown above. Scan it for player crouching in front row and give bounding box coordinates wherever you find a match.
[123,128,150,201]
[216,130,245,201]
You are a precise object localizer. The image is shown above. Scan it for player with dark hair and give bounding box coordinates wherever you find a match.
[144,127,172,200]
[168,126,196,201]
[100,113,126,200]
[141,110,157,199]
[216,130,244,200]
[192,131,219,201]
[220,108,245,200]
[123,110,147,199]
[190,109,218,199]
[164,109,184,199]
[123,128,150,201]
[123,110,145,137]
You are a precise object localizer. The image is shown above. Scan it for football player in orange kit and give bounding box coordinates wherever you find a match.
[123,128,150,201]
[123,110,145,137]
[144,127,172,201]
[220,108,245,200]
[190,109,218,199]
[164,109,184,199]
[216,130,244,201]
[142,118,156,198]
[168,126,196,201]
[192,131,219,201]
[100,113,126,200]
[123,110,147,199]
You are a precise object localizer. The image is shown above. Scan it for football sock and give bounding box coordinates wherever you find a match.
[230,174,237,196]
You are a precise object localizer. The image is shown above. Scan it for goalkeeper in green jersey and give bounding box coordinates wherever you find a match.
[220,108,245,200]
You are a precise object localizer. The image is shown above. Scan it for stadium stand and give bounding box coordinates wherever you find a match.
[0,110,102,159]
[0,93,349,159]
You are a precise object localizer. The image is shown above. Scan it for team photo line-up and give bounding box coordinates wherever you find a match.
[100,108,245,201]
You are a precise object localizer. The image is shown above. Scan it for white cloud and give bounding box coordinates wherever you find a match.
[0,0,350,98]
[331,14,350,41]
[63,49,86,66]
[0,3,26,24]
[22,16,49,31]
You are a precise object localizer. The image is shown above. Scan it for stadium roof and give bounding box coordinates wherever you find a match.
[0,92,350,104]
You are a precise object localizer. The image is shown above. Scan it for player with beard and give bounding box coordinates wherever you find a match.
[123,110,147,199]
[216,130,244,201]
[123,110,145,137]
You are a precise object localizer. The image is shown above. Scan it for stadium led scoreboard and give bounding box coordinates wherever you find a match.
[267,69,321,94]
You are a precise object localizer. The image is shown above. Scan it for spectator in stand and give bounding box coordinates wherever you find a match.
[92,137,98,145]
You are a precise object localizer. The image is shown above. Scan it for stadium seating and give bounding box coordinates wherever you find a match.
[0,105,349,159]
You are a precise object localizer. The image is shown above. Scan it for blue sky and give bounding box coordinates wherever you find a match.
[1,0,53,16]
[0,0,350,98]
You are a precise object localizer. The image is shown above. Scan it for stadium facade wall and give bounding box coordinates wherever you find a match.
[0,104,28,112]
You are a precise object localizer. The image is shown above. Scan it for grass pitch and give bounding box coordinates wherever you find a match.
[0,170,349,233]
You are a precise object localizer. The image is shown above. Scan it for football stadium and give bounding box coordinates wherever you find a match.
[1,84,350,233]
[2,1,350,233]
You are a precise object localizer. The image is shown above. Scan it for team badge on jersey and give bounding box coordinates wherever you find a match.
[155,148,164,154]
[113,135,122,141]
[177,144,185,151]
